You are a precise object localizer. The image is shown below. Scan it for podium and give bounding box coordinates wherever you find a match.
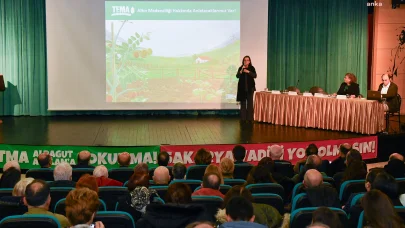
[0,75,4,124]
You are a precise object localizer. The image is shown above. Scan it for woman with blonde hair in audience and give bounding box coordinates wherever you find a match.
[361,189,405,228]
[194,148,212,165]
[204,164,224,185]
[0,177,34,214]
[220,158,234,179]
[65,188,104,228]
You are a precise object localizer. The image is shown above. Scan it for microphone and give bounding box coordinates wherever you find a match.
[295,79,300,88]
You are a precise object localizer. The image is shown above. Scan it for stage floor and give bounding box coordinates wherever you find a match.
[0,116,378,146]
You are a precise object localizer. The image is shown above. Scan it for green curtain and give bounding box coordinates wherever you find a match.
[268,0,368,96]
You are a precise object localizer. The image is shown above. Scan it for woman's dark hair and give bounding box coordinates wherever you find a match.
[305,144,318,157]
[194,148,212,165]
[246,165,276,185]
[362,189,405,228]
[312,207,343,228]
[346,149,362,166]
[241,56,252,67]
[127,172,149,191]
[342,160,367,183]
[223,185,253,207]
[0,167,21,188]
[165,182,192,204]
[258,157,275,173]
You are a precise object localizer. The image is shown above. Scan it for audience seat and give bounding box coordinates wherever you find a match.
[94,211,135,228]
[291,193,311,211]
[0,203,27,220]
[98,187,129,211]
[191,196,223,222]
[396,178,405,194]
[223,179,246,186]
[349,193,364,208]
[108,168,134,183]
[0,188,13,198]
[170,179,202,191]
[0,215,61,228]
[186,165,208,180]
[25,168,54,181]
[291,182,333,200]
[339,180,366,203]
[290,207,348,228]
[72,168,94,182]
[252,193,284,214]
[245,183,285,199]
[395,206,405,223]
[194,184,232,195]
[49,187,74,213]
[150,185,168,198]
[54,198,106,216]
[274,161,295,178]
[233,164,253,180]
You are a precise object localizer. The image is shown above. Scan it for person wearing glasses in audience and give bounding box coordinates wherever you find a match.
[378,73,399,112]
[334,73,360,98]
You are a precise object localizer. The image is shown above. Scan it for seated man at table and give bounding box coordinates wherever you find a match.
[378,73,399,112]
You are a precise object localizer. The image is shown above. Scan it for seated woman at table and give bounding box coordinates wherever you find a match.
[334,73,360,98]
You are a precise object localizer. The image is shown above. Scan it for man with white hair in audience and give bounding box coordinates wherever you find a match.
[93,165,123,187]
[153,166,170,185]
[269,145,284,160]
[49,163,76,188]
[3,160,20,172]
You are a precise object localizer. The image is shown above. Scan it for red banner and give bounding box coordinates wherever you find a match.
[160,136,378,167]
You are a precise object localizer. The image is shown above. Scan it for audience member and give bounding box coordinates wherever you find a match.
[0,167,21,188]
[3,160,20,172]
[292,154,323,183]
[384,153,405,178]
[361,189,405,228]
[49,162,76,188]
[232,145,248,164]
[219,196,267,228]
[134,163,149,174]
[294,144,318,173]
[311,207,343,228]
[192,172,224,199]
[204,164,224,184]
[93,165,123,187]
[303,169,340,208]
[72,150,94,168]
[328,143,351,176]
[307,223,330,228]
[195,148,212,165]
[158,151,170,166]
[76,174,99,193]
[269,145,283,160]
[153,166,170,185]
[118,152,131,167]
[172,162,187,180]
[372,172,401,205]
[216,185,282,228]
[220,158,234,179]
[136,183,208,228]
[65,188,104,228]
[23,180,70,227]
[333,149,366,187]
[340,160,367,185]
[246,165,276,185]
[38,152,52,168]
[186,221,215,228]
[0,178,34,207]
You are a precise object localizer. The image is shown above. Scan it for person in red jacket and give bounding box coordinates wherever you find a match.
[93,165,122,187]
[192,172,224,199]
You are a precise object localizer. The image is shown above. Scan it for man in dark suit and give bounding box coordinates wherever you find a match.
[72,151,94,169]
[38,152,52,168]
[378,73,399,112]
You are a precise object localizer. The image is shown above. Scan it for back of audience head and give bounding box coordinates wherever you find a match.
[305,144,318,157]
[158,151,170,166]
[306,155,322,169]
[0,167,21,188]
[204,164,224,185]
[13,178,34,197]
[65,187,101,226]
[118,152,131,167]
[195,148,212,165]
[172,162,187,180]
[389,153,404,162]
[202,172,221,190]
[225,196,255,222]
[54,162,72,181]
[153,166,170,184]
[365,168,384,191]
[307,223,330,228]
[38,152,52,168]
[93,165,108,178]
[342,160,367,182]
[77,150,91,165]
[345,149,362,166]
[269,144,283,160]
[339,143,351,157]
[258,157,275,173]
[246,165,275,185]
[134,163,148,174]
[220,158,234,179]
[186,221,215,228]
[303,169,323,188]
[361,189,404,228]
[166,182,192,204]
[232,145,246,162]
[312,207,343,228]
[371,172,399,199]
[76,174,99,193]
[24,179,50,209]
[3,160,20,172]
[127,172,149,191]
[224,185,253,207]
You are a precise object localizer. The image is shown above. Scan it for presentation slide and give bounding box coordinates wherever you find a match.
[105,1,240,103]
[46,0,268,110]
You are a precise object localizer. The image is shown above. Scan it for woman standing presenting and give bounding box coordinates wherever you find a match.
[236,56,257,121]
